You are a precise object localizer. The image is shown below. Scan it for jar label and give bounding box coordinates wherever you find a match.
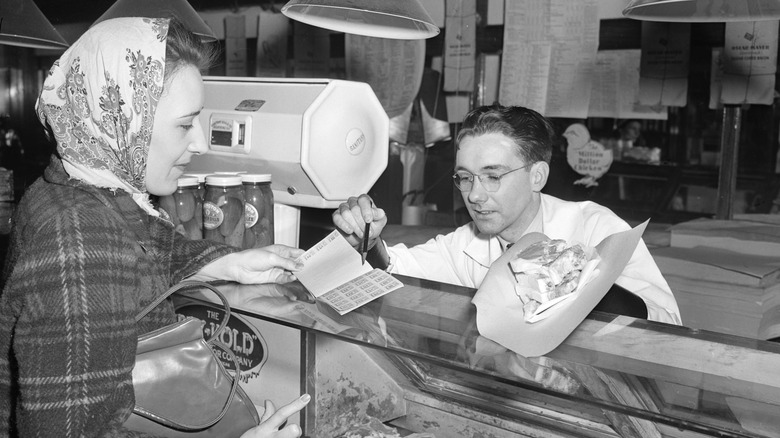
[203,201,224,230]
[245,203,258,228]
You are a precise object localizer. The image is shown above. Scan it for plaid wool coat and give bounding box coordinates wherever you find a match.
[0,156,236,437]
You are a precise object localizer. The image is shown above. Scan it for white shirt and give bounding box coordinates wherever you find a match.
[386,193,681,325]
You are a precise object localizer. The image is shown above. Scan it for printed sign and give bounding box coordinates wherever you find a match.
[720,21,778,104]
[176,304,268,383]
[564,123,613,187]
[639,22,690,107]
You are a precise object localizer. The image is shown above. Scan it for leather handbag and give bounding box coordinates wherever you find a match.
[124,281,260,437]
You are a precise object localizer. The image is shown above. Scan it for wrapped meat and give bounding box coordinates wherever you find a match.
[508,233,597,321]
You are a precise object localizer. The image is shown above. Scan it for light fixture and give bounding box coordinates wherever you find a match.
[281,0,440,40]
[92,0,217,42]
[623,0,780,22]
[0,0,68,50]
[622,0,780,220]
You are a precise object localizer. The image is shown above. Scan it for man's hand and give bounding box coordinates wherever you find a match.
[332,194,387,250]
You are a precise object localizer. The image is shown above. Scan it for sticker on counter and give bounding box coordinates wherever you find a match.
[176,304,269,383]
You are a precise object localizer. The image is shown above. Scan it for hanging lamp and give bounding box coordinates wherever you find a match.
[623,0,780,22]
[281,0,439,40]
[0,0,68,50]
[622,0,780,220]
[92,0,217,42]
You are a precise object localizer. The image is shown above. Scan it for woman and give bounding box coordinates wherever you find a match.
[0,17,308,437]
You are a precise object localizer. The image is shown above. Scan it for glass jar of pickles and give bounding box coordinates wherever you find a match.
[184,172,209,201]
[158,176,202,240]
[203,175,245,247]
[242,174,274,249]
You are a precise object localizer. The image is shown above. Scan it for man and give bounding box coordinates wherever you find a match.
[333,105,681,325]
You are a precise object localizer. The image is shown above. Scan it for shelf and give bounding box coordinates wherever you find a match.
[546,159,778,224]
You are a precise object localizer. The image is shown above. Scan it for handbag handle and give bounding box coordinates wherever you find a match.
[135,280,231,344]
[133,281,247,431]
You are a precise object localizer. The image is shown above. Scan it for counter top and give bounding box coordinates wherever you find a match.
[181,277,780,437]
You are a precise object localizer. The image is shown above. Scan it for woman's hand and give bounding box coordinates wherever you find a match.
[241,394,311,438]
[332,194,387,250]
[191,244,305,284]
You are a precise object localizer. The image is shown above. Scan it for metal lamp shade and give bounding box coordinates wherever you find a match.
[281,0,439,40]
[92,0,217,42]
[0,0,68,50]
[623,0,780,22]
[622,0,780,220]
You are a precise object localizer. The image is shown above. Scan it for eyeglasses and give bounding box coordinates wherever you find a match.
[452,164,532,192]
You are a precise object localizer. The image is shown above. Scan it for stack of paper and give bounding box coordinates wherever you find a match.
[652,221,780,339]
[652,246,780,288]
[669,218,780,257]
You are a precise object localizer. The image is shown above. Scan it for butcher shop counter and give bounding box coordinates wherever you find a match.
[175,275,780,438]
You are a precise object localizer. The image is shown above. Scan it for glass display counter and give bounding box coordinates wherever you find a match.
[177,275,780,438]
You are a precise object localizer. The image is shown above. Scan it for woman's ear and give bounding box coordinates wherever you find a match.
[530,161,549,192]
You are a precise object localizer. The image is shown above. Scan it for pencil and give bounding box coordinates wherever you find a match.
[361,221,370,265]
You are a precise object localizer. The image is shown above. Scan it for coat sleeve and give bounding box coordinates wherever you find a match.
[385,224,483,288]
[578,204,682,325]
[3,206,162,438]
[615,241,682,325]
[166,221,238,283]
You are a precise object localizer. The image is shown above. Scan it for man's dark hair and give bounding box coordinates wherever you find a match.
[455,104,556,164]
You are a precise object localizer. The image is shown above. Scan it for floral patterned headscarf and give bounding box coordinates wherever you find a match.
[36,17,170,215]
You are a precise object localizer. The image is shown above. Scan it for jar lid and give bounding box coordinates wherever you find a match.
[177,176,199,187]
[183,172,210,182]
[205,175,243,186]
[242,173,272,183]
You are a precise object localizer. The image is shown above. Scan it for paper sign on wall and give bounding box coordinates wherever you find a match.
[255,10,289,77]
[638,22,690,107]
[499,0,599,118]
[564,123,613,188]
[443,0,476,92]
[588,50,667,120]
[225,15,247,76]
[346,35,425,119]
[293,23,330,78]
[720,21,778,105]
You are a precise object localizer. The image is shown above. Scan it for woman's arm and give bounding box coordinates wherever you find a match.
[3,208,156,437]
[187,245,304,285]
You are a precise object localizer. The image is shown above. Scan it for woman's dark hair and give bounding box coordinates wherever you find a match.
[163,17,219,86]
[454,104,556,164]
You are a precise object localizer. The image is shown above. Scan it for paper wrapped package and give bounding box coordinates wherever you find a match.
[472,222,647,357]
[507,233,601,323]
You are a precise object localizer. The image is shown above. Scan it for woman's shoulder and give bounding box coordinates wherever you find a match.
[16,178,127,231]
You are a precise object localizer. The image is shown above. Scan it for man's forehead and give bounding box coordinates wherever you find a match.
[455,157,517,171]
[455,141,524,170]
